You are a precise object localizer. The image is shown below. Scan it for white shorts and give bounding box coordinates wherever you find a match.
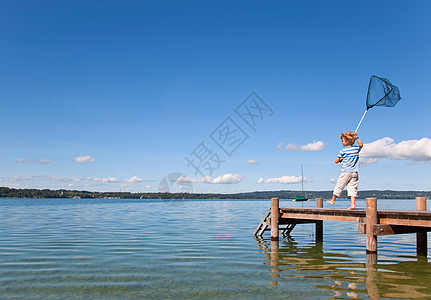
[333,172,358,197]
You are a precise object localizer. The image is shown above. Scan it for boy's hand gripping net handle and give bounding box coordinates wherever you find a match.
[355,108,369,133]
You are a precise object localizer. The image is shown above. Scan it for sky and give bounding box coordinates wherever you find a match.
[1,0,430,194]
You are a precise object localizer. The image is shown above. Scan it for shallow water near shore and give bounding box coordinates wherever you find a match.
[0,198,430,299]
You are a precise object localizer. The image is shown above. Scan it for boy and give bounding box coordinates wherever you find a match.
[327,131,363,210]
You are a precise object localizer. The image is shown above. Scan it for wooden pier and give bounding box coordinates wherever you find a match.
[254,197,430,258]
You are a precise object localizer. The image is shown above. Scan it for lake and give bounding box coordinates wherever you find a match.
[0,198,430,299]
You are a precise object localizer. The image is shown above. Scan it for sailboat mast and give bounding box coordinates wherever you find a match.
[301,164,304,194]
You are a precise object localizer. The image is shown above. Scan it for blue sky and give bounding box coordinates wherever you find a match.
[1,0,430,194]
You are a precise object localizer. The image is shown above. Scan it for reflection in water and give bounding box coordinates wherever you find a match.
[269,240,280,286]
[257,236,431,299]
[366,259,379,300]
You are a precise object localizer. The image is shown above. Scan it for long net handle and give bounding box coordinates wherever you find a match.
[355,108,369,133]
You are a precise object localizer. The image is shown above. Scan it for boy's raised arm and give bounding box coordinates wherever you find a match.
[357,137,363,149]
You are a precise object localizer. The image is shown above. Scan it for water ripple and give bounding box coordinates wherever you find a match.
[0,198,430,299]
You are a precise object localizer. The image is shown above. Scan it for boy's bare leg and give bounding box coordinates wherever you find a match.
[327,195,337,205]
[348,197,356,210]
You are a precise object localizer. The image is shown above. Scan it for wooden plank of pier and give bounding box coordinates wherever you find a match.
[279,208,431,228]
[280,208,366,223]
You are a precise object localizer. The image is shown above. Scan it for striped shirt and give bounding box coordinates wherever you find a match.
[338,146,361,172]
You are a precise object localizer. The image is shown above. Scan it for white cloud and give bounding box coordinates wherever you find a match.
[330,178,337,183]
[177,174,244,184]
[359,158,379,165]
[64,177,83,182]
[276,141,326,152]
[41,175,61,181]
[246,159,259,164]
[7,175,144,184]
[177,176,209,183]
[46,176,120,183]
[125,176,143,183]
[9,176,34,181]
[361,137,431,163]
[18,158,52,164]
[93,177,121,183]
[212,174,243,184]
[74,155,96,163]
[257,175,312,184]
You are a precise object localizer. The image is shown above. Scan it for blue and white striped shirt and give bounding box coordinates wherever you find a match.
[338,146,361,172]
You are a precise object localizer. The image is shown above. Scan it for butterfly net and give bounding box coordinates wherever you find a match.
[366,75,401,109]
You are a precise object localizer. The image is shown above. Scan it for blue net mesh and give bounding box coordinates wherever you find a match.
[366,75,401,109]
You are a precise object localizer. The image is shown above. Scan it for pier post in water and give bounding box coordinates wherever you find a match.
[366,198,378,255]
[271,197,280,241]
[416,197,428,256]
[315,198,323,243]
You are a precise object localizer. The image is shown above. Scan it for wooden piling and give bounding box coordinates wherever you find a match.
[417,197,427,211]
[416,197,428,256]
[271,197,279,241]
[315,198,323,243]
[366,198,378,254]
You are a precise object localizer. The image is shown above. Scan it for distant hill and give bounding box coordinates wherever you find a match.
[0,186,429,199]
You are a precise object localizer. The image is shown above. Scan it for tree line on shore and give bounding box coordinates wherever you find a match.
[0,187,429,200]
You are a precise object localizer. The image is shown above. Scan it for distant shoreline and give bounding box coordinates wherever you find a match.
[0,187,429,200]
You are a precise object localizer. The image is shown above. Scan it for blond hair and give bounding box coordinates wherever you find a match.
[340,131,357,146]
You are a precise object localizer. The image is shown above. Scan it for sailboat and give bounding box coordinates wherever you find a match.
[292,164,309,202]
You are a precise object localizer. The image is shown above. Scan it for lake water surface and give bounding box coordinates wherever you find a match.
[0,198,430,299]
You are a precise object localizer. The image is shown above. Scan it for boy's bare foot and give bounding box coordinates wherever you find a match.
[347,206,355,210]
[326,200,335,205]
